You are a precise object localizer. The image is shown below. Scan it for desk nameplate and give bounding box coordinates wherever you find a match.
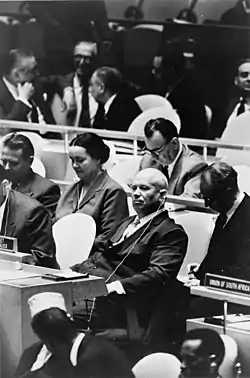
[0,236,17,252]
[205,274,250,296]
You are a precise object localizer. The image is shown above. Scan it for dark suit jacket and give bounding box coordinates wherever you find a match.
[78,210,187,325]
[1,190,58,268]
[140,144,207,198]
[0,77,56,124]
[56,171,129,251]
[15,334,134,378]
[197,194,250,283]
[14,169,60,218]
[93,93,142,132]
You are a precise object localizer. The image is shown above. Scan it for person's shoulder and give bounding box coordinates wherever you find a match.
[181,145,207,169]
[11,190,47,213]
[154,210,187,234]
[31,172,59,191]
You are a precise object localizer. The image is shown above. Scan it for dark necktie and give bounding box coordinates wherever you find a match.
[197,213,227,282]
[162,165,170,182]
[30,102,39,123]
[93,103,106,129]
[237,98,246,116]
[79,85,90,127]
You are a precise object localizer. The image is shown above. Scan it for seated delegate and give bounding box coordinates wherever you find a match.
[1,133,60,219]
[15,292,134,378]
[0,164,58,268]
[72,168,188,338]
[56,132,129,251]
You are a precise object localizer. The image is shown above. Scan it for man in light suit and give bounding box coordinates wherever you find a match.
[61,40,99,127]
[140,118,207,198]
[73,168,188,339]
[90,66,142,132]
[0,164,58,268]
[186,162,250,316]
[1,133,60,218]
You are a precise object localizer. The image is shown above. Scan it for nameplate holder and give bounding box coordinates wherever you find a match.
[0,236,18,253]
[205,274,250,296]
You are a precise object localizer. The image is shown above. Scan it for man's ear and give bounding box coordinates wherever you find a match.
[159,189,167,201]
[12,68,20,82]
[234,76,239,87]
[29,155,34,165]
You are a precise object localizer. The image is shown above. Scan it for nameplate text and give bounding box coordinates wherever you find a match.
[0,236,18,253]
[205,274,250,296]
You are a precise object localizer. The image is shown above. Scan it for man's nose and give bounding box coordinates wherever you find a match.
[4,162,10,170]
[133,187,141,197]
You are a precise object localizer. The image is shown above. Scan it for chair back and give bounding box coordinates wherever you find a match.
[31,157,46,178]
[102,140,117,170]
[176,211,214,283]
[53,213,96,269]
[234,165,250,195]
[128,106,181,136]
[216,112,250,166]
[220,334,238,378]
[132,353,181,378]
[135,95,173,112]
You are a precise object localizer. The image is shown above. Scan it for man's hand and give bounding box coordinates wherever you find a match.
[62,88,76,112]
[17,82,34,101]
[106,281,126,295]
[184,278,200,287]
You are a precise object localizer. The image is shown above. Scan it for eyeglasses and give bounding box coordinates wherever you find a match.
[144,143,166,158]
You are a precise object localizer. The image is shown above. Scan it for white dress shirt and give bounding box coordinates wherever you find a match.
[104,94,117,115]
[73,75,98,126]
[227,99,250,127]
[115,208,165,245]
[167,143,183,177]
[31,332,85,371]
[225,190,245,226]
[2,77,46,125]
[0,197,8,235]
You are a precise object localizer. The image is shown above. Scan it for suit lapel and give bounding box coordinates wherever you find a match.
[168,146,184,194]
[110,216,136,243]
[115,211,168,250]
[77,171,108,210]
[1,191,16,236]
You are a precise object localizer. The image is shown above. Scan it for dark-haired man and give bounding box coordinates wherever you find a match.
[186,162,250,317]
[0,164,58,268]
[90,66,141,131]
[0,49,56,125]
[179,328,225,378]
[15,292,133,378]
[1,133,60,218]
[141,118,207,197]
[225,59,250,130]
[187,162,250,285]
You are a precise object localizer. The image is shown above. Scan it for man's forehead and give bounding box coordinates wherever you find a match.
[182,339,202,353]
[18,56,37,70]
[145,130,165,147]
[74,43,96,57]
[2,147,23,160]
[238,62,250,74]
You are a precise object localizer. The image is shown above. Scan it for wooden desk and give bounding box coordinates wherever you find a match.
[0,260,107,378]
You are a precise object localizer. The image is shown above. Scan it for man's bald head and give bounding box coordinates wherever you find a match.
[131,168,168,218]
[134,168,168,191]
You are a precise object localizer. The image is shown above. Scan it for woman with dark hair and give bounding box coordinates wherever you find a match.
[55,132,128,253]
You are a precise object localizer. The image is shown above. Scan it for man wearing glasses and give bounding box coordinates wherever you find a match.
[186,162,250,316]
[141,117,207,198]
